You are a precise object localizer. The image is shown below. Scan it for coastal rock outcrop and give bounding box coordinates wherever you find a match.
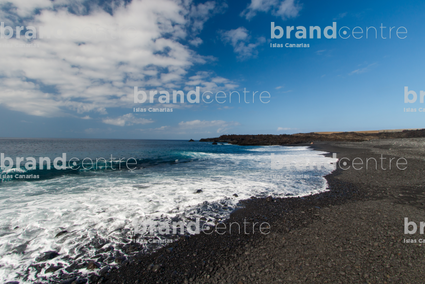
[200,129,425,146]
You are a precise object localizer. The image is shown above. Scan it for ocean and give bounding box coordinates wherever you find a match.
[0,139,337,283]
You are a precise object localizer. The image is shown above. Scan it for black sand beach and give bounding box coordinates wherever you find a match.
[98,138,425,284]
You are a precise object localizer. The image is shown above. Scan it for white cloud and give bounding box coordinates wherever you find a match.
[222,27,249,46]
[178,120,239,133]
[221,27,265,60]
[185,71,238,93]
[277,127,291,131]
[349,63,377,75]
[241,0,302,20]
[218,106,233,110]
[102,113,154,126]
[189,37,203,46]
[0,78,64,117]
[334,12,347,21]
[1,0,71,17]
[151,119,239,134]
[189,1,226,34]
[85,127,114,134]
[0,0,228,118]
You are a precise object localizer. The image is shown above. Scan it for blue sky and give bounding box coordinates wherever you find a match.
[0,0,424,139]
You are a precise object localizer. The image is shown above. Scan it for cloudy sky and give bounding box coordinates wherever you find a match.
[0,0,424,139]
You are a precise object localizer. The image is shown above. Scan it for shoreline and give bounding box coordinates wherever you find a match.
[88,139,425,283]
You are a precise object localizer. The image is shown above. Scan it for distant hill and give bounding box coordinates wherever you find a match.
[200,129,425,146]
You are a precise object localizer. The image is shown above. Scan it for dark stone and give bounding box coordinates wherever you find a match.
[105,256,115,263]
[123,243,142,254]
[36,251,60,262]
[195,189,203,194]
[189,139,195,142]
[45,264,63,273]
[89,273,100,283]
[55,230,68,238]
[86,261,100,270]
[71,278,87,284]
[65,262,85,273]
[152,264,161,272]
[60,277,77,284]
[115,256,127,264]
[99,266,110,276]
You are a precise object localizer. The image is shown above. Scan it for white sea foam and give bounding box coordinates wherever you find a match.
[0,146,336,282]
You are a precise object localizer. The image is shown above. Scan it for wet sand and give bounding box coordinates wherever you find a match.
[102,138,425,284]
